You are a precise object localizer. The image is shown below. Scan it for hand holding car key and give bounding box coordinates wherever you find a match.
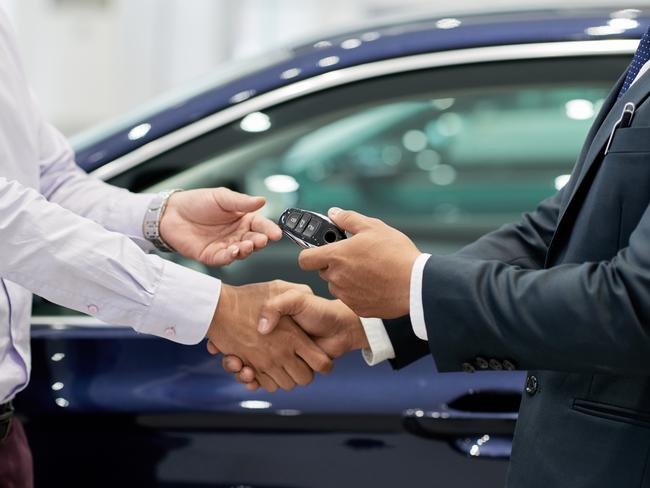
[278,208,347,248]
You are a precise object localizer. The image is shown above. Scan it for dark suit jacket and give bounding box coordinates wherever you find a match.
[385,70,650,487]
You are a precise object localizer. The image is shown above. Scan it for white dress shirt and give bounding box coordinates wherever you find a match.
[360,56,650,366]
[0,9,221,404]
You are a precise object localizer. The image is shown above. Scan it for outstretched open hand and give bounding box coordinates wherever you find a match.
[160,188,282,266]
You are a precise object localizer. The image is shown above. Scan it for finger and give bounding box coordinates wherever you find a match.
[295,338,334,375]
[246,381,260,391]
[256,373,279,393]
[298,247,333,271]
[258,289,309,335]
[236,370,259,390]
[234,240,255,260]
[241,231,269,250]
[284,355,314,387]
[215,188,266,214]
[207,341,220,355]
[222,355,244,373]
[238,366,257,383]
[328,207,373,235]
[318,268,331,282]
[266,367,296,391]
[209,244,239,266]
[250,214,282,241]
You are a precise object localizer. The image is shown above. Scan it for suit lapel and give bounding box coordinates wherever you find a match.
[555,71,650,228]
[573,70,626,171]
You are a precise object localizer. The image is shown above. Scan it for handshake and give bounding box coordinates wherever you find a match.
[202,205,422,392]
[204,281,370,392]
[157,188,422,392]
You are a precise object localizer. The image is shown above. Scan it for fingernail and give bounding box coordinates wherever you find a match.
[258,317,269,333]
[328,207,342,218]
[229,245,239,256]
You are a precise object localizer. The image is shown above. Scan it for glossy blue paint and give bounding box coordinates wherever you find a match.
[74,8,650,172]
[26,327,525,414]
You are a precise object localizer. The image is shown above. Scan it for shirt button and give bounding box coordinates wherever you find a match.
[164,327,176,338]
[461,362,476,373]
[525,375,539,395]
[87,304,99,314]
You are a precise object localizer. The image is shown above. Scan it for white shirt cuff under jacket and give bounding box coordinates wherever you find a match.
[410,253,432,341]
[360,317,396,366]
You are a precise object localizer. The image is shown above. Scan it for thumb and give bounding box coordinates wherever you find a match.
[215,188,266,213]
[328,207,372,235]
[258,289,309,335]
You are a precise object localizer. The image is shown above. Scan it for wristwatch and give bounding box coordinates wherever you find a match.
[143,189,183,252]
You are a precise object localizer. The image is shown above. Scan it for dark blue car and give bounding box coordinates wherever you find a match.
[19,6,647,487]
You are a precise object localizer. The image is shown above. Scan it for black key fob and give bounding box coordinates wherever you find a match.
[278,208,347,248]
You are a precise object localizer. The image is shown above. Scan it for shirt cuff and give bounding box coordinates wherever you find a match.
[138,256,221,345]
[410,253,432,341]
[360,317,396,366]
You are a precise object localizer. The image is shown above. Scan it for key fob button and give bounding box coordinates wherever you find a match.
[302,219,320,239]
[295,214,311,234]
[285,212,302,230]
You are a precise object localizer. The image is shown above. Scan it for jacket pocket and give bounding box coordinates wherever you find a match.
[607,126,650,154]
[572,399,650,429]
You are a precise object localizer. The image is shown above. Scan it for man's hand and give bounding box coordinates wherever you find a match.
[211,289,369,391]
[206,281,333,392]
[299,207,421,319]
[160,188,282,266]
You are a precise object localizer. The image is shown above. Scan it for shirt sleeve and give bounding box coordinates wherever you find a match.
[410,253,432,340]
[360,318,396,366]
[359,253,434,366]
[0,177,220,345]
[33,91,155,251]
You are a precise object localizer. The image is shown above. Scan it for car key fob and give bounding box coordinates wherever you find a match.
[278,208,347,248]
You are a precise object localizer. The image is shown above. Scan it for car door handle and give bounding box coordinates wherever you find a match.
[402,390,520,459]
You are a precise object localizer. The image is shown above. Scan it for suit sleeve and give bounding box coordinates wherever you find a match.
[423,200,650,375]
[385,189,566,369]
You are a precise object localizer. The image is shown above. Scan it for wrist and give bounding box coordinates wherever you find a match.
[145,189,182,252]
[158,191,182,246]
[351,316,370,350]
[208,283,236,341]
[333,300,369,351]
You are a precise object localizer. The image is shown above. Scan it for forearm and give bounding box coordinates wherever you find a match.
[424,243,650,375]
[0,177,218,344]
[36,102,155,249]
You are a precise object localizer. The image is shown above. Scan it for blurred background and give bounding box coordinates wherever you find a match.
[3,0,647,135]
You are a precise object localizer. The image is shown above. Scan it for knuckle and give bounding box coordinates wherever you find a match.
[315,356,333,374]
[297,283,312,294]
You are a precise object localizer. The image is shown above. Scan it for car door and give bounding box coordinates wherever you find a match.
[22,51,627,487]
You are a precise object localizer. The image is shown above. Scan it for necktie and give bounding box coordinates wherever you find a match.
[618,26,650,98]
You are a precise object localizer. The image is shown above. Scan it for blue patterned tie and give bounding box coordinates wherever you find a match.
[618,26,650,98]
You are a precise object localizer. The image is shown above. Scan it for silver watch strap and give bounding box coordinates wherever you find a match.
[143,189,183,252]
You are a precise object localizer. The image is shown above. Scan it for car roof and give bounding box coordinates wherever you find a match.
[75,6,649,172]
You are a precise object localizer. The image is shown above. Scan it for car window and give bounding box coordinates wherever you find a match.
[147,85,604,235]
[32,56,626,317]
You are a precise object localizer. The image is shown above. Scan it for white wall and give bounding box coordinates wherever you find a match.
[4,0,650,134]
